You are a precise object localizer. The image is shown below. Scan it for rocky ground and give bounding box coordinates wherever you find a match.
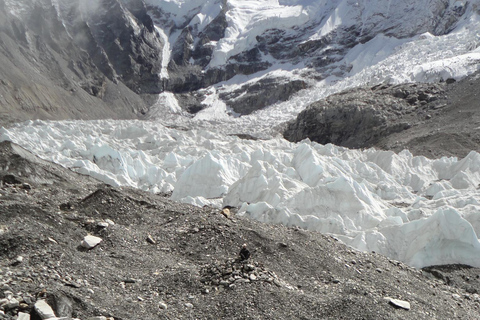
[284,71,480,159]
[1,142,480,320]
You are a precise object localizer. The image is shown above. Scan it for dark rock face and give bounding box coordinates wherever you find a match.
[175,92,207,114]
[191,0,228,68]
[283,83,445,148]
[0,0,166,126]
[62,0,164,94]
[220,78,308,116]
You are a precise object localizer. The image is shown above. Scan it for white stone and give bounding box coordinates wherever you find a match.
[97,222,109,228]
[159,301,168,310]
[17,312,31,320]
[81,235,102,249]
[34,299,57,319]
[385,297,411,310]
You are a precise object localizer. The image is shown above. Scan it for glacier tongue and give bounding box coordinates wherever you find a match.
[2,119,480,268]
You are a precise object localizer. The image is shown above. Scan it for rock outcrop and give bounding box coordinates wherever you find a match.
[220,78,308,115]
[283,83,445,148]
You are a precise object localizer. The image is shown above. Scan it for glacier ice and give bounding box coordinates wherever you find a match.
[2,119,480,268]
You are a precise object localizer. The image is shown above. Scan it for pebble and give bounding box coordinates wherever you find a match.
[220,208,231,218]
[235,279,250,284]
[185,302,193,309]
[273,279,283,287]
[97,222,109,229]
[22,183,31,190]
[452,293,461,300]
[159,301,168,310]
[146,234,156,244]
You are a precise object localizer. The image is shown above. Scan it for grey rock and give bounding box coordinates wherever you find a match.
[51,293,73,318]
[3,297,19,310]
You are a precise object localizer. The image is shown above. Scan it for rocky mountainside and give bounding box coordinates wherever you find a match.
[145,0,476,115]
[1,0,478,126]
[0,0,162,126]
[1,140,480,319]
[284,71,480,158]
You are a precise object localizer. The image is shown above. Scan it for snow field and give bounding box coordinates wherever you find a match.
[149,8,480,137]
[2,120,480,268]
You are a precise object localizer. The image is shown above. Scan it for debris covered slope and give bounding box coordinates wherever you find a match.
[1,141,480,319]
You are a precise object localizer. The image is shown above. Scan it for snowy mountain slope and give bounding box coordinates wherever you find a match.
[143,0,480,119]
[1,0,478,125]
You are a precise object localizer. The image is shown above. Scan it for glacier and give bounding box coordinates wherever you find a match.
[2,119,480,268]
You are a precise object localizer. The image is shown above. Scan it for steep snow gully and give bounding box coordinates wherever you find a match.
[2,0,480,269]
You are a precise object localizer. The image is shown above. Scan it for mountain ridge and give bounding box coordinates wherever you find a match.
[1,0,478,127]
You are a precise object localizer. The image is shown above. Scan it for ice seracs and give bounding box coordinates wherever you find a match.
[2,120,480,268]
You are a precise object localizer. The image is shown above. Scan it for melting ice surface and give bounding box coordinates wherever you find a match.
[2,120,480,269]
